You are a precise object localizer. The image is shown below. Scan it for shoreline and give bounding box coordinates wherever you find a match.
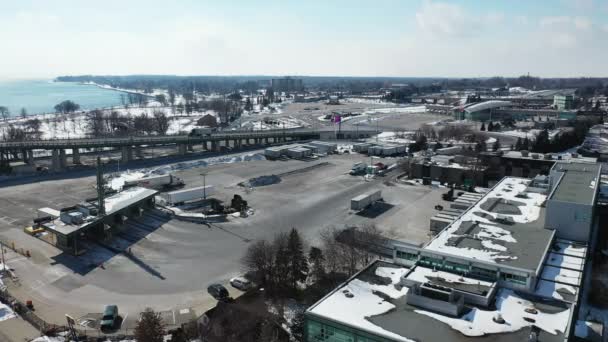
[79,81,156,98]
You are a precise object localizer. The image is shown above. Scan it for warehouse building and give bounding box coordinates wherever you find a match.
[306,164,601,342]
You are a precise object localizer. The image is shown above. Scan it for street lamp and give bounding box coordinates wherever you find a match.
[200,172,207,200]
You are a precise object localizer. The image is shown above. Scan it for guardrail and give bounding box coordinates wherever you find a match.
[0,129,321,150]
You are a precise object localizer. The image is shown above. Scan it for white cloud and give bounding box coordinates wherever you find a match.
[415,1,475,38]
[562,0,595,10]
[573,16,592,30]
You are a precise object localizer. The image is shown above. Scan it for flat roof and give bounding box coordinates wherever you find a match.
[307,260,572,342]
[42,187,157,236]
[500,151,597,164]
[424,177,554,271]
[535,239,587,303]
[550,162,601,205]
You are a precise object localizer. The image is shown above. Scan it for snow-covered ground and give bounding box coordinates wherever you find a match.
[106,152,266,191]
[241,116,307,131]
[0,105,220,140]
[373,131,415,145]
[498,128,560,140]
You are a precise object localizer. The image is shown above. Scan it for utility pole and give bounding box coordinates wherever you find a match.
[201,173,207,200]
[1,240,5,270]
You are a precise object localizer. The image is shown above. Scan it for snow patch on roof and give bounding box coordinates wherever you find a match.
[416,289,570,337]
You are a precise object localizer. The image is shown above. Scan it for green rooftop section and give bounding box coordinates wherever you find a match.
[550,163,601,205]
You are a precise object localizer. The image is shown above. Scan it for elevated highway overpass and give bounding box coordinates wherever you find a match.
[0,128,376,171]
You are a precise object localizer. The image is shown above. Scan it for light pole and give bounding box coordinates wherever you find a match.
[200,172,207,200]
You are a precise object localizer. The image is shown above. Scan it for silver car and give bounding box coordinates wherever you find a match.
[230,277,253,291]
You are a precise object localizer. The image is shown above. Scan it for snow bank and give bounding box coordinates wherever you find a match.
[0,302,17,322]
[107,152,266,191]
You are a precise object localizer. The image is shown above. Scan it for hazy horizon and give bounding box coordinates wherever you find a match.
[1,0,608,79]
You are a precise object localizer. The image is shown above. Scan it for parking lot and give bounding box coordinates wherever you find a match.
[0,148,448,330]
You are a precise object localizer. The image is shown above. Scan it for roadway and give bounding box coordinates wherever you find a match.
[0,128,376,151]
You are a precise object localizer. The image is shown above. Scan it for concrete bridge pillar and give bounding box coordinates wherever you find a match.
[72,148,81,164]
[188,144,194,152]
[178,144,187,156]
[135,146,144,159]
[265,137,269,145]
[23,150,35,165]
[28,150,34,164]
[225,140,231,149]
[51,149,63,172]
[121,146,133,162]
[59,149,67,169]
[211,141,217,152]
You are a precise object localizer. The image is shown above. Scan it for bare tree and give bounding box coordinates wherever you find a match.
[0,106,9,121]
[86,109,106,137]
[241,240,276,289]
[153,110,170,135]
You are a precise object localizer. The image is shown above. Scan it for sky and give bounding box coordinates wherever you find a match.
[0,0,607,79]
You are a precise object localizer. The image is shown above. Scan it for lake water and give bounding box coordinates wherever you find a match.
[0,79,126,116]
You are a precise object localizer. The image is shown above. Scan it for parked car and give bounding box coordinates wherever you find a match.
[100,305,119,331]
[230,277,253,291]
[207,284,229,300]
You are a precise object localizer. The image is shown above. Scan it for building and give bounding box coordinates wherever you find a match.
[410,155,487,187]
[39,187,158,254]
[453,100,513,121]
[554,95,574,110]
[270,77,304,93]
[481,150,597,182]
[546,162,602,243]
[306,166,601,342]
[453,99,577,121]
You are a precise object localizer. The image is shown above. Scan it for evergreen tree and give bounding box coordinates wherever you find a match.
[308,247,325,283]
[515,137,522,150]
[290,311,306,341]
[273,233,290,294]
[522,137,530,150]
[286,228,308,293]
[492,138,501,151]
[487,122,494,131]
[532,129,550,153]
[135,308,165,342]
[480,122,486,131]
[244,97,253,111]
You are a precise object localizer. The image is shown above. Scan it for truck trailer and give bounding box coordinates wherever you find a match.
[162,185,215,205]
[126,174,185,190]
[350,190,382,211]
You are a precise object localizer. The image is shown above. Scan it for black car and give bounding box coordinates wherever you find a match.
[207,284,229,300]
